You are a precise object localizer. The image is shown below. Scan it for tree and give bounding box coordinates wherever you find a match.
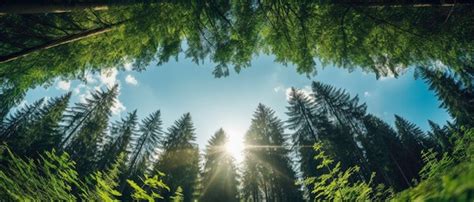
[62,85,118,176]
[417,67,474,127]
[242,104,302,202]
[0,98,44,142]
[361,114,411,190]
[285,87,336,200]
[200,128,239,202]
[23,93,71,157]
[154,113,200,202]
[311,81,370,180]
[127,110,163,178]
[394,115,427,184]
[120,110,164,200]
[97,110,138,171]
[427,120,452,153]
[0,93,71,158]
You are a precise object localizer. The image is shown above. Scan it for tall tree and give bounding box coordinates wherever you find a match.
[0,98,44,142]
[62,85,118,176]
[1,93,70,157]
[427,120,452,153]
[285,87,335,200]
[127,110,163,178]
[242,104,302,202]
[97,110,138,171]
[394,115,427,184]
[310,81,370,179]
[200,128,239,202]
[361,114,411,189]
[23,93,71,157]
[154,113,200,202]
[417,67,474,127]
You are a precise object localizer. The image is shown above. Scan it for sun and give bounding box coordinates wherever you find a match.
[225,132,245,162]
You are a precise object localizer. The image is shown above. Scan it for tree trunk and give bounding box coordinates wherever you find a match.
[0,2,108,14]
[0,24,120,64]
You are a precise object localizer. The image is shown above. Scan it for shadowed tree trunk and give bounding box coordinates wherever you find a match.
[0,21,126,64]
[0,2,108,14]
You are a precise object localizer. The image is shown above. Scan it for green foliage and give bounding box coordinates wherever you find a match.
[83,153,126,201]
[417,67,474,127]
[0,146,79,200]
[171,186,184,202]
[127,174,170,202]
[303,142,391,201]
[393,128,474,201]
[0,144,174,201]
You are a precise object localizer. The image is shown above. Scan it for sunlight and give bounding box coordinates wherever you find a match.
[225,129,245,162]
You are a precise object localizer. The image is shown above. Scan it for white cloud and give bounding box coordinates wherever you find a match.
[124,62,133,71]
[99,68,118,88]
[111,98,126,115]
[56,80,71,91]
[125,74,138,86]
[364,91,371,97]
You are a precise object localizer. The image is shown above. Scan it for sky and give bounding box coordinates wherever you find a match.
[23,54,451,161]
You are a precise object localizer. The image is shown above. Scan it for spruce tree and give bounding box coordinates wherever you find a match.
[127,110,163,177]
[417,67,474,127]
[154,113,200,202]
[311,81,370,179]
[62,85,118,176]
[286,87,334,200]
[120,110,163,200]
[394,115,427,184]
[200,128,239,202]
[1,93,71,157]
[0,98,44,142]
[361,114,411,189]
[97,110,138,171]
[25,93,71,157]
[242,104,302,201]
[427,120,452,153]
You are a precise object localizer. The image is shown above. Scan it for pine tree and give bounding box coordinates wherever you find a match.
[311,81,370,180]
[361,114,411,189]
[200,128,239,202]
[97,110,138,171]
[427,120,452,153]
[0,98,44,142]
[154,113,200,202]
[24,93,71,157]
[417,67,474,127]
[0,86,27,122]
[127,110,163,177]
[120,110,163,200]
[1,93,71,157]
[394,115,427,184]
[286,87,335,200]
[62,85,118,176]
[242,104,302,201]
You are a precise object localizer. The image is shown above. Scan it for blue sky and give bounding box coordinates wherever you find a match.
[24,54,450,160]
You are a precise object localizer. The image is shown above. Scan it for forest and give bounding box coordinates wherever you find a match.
[1,0,473,201]
[1,67,472,201]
